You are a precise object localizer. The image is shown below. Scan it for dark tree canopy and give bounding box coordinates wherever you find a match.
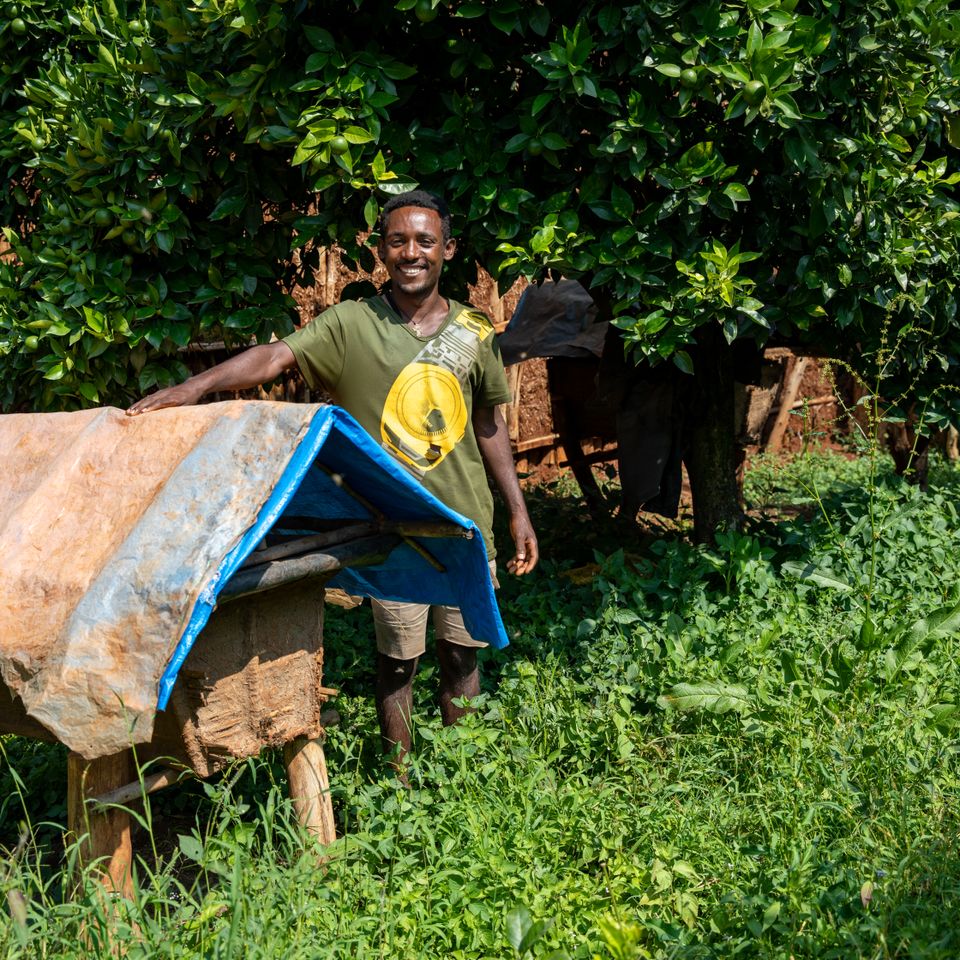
[2,0,959,441]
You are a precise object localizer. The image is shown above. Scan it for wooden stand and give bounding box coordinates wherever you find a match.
[283,735,336,846]
[58,724,338,900]
[66,750,135,899]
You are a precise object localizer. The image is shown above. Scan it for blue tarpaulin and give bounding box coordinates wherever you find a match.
[159,403,508,709]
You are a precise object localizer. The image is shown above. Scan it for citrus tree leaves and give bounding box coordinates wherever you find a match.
[3,0,960,415]
[0,1,421,411]
[0,0,310,409]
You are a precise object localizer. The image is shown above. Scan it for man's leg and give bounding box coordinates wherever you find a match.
[436,639,479,725]
[375,652,418,760]
[433,560,495,725]
[370,600,429,766]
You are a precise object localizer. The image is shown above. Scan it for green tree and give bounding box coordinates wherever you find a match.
[3,0,959,538]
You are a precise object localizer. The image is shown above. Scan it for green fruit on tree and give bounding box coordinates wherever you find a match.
[24,336,38,351]
[122,254,134,267]
[94,208,113,227]
[329,135,349,155]
[31,136,45,150]
[121,230,137,247]
[843,169,860,186]
[897,117,916,136]
[742,80,766,107]
[10,16,26,35]
[679,68,699,89]
[128,19,143,34]
[527,138,544,156]
[415,0,438,22]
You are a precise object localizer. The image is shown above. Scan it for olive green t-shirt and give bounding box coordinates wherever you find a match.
[283,297,512,557]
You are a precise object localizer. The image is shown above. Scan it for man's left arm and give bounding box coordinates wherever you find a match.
[473,405,539,575]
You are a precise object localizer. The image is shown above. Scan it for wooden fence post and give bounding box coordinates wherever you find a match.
[765,356,809,453]
[325,247,339,309]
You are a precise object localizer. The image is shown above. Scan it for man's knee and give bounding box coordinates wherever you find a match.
[436,638,476,676]
[377,652,418,690]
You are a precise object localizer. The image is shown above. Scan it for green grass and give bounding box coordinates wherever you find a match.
[2,451,959,958]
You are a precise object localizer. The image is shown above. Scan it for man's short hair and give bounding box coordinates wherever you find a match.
[378,190,452,243]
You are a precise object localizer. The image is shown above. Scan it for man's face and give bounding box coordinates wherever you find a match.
[377,206,456,298]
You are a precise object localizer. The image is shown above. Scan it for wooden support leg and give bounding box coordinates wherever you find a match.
[66,750,135,899]
[284,736,336,846]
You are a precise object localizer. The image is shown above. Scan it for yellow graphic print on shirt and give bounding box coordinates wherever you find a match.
[381,309,493,473]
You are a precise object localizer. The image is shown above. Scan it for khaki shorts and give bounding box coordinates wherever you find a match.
[371,561,499,660]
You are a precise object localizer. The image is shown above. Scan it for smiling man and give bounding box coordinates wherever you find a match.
[127,189,538,766]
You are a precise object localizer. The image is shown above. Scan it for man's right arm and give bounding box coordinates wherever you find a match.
[125,341,298,416]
